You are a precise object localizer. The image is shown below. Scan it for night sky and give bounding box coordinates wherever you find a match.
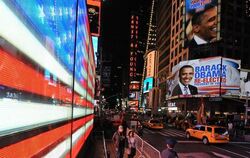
[100,0,151,105]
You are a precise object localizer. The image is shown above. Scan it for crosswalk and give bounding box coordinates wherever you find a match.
[143,128,186,138]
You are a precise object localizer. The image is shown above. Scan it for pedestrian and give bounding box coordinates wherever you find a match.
[112,125,126,158]
[161,138,178,158]
[126,130,137,158]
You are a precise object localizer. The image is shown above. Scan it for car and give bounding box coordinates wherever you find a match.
[186,125,229,145]
[128,120,143,136]
[143,119,164,129]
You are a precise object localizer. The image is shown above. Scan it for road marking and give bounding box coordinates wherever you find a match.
[232,144,250,150]
[211,152,231,158]
[163,129,186,137]
[159,131,171,137]
[213,146,249,158]
[229,141,250,145]
[163,131,185,137]
[160,131,177,137]
[144,129,155,134]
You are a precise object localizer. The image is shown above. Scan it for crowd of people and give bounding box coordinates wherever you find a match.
[112,124,178,158]
[112,125,138,158]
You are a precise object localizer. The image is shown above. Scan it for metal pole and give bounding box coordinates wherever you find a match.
[102,131,108,158]
[245,91,249,126]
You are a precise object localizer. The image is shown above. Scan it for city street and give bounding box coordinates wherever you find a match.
[141,128,250,157]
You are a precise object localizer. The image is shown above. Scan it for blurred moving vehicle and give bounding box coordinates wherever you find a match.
[186,125,229,145]
[128,120,143,136]
[143,119,164,129]
[171,113,197,131]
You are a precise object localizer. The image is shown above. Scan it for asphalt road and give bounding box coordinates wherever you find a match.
[141,127,250,158]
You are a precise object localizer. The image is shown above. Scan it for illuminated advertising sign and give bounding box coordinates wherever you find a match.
[184,0,220,47]
[143,77,154,93]
[0,0,94,157]
[146,50,155,77]
[167,57,240,98]
[128,100,139,112]
[87,0,101,36]
[92,36,98,65]
[129,91,140,100]
[129,81,140,91]
[240,69,250,97]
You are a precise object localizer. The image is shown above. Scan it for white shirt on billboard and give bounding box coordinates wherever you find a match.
[194,34,207,45]
[179,82,191,95]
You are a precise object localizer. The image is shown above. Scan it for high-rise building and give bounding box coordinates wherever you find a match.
[156,0,250,114]
[128,0,158,111]
[156,0,188,106]
[146,0,157,52]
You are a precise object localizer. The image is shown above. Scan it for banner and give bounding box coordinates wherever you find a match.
[184,0,220,47]
[143,77,154,93]
[146,50,156,77]
[166,57,240,98]
[240,69,250,97]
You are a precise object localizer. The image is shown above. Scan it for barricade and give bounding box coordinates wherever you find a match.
[129,128,161,158]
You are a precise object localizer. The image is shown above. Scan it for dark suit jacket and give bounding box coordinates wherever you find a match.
[188,38,198,48]
[172,84,198,96]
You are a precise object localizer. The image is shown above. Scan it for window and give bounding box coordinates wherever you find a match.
[194,126,200,130]
[214,128,227,135]
[207,127,212,133]
[200,126,205,131]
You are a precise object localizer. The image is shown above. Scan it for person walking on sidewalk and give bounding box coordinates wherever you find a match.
[112,125,126,158]
[161,138,178,158]
[126,130,137,158]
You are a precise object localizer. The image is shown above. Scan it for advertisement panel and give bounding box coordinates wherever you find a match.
[143,77,154,93]
[129,81,140,91]
[240,69,250,97]
[184,0,220,47]
[167,57,240,99]
[92,36,98,65]
[146,50,155,77]
[87,0,101,36]
[0,0,94,157]
[129,91,140,100]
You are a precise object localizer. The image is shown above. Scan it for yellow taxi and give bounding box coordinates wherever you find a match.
[143,119,164,129]
[186,125,229,145]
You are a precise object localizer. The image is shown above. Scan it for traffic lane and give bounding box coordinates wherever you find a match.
[211,143,250,158]
[142,128,212,154]
[141,128,250,158]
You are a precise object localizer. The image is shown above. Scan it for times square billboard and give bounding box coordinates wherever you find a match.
[184,0,221,48]
[166,57,241,99]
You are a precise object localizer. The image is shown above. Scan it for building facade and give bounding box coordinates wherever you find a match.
[156,0,250,118]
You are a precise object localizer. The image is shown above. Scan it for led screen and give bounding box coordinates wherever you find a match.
[184,0,220,47]
[87,0,101,36]
[166,57,240,99]
[92,36,98,65]
[0,0,94,157]
[143,77,154,93]
[240,70,250,97]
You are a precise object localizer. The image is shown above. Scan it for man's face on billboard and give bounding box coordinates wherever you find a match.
[193,6,217,42]
[180,67,194,86]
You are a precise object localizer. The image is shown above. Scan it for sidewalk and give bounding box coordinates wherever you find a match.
[105,139,141,158]
[92,138,141,158]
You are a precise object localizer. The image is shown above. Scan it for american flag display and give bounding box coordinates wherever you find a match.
[0,0,95,157]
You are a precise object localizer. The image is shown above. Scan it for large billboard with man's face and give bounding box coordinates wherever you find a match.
[184,0,220,48]
[166,57,240,99]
